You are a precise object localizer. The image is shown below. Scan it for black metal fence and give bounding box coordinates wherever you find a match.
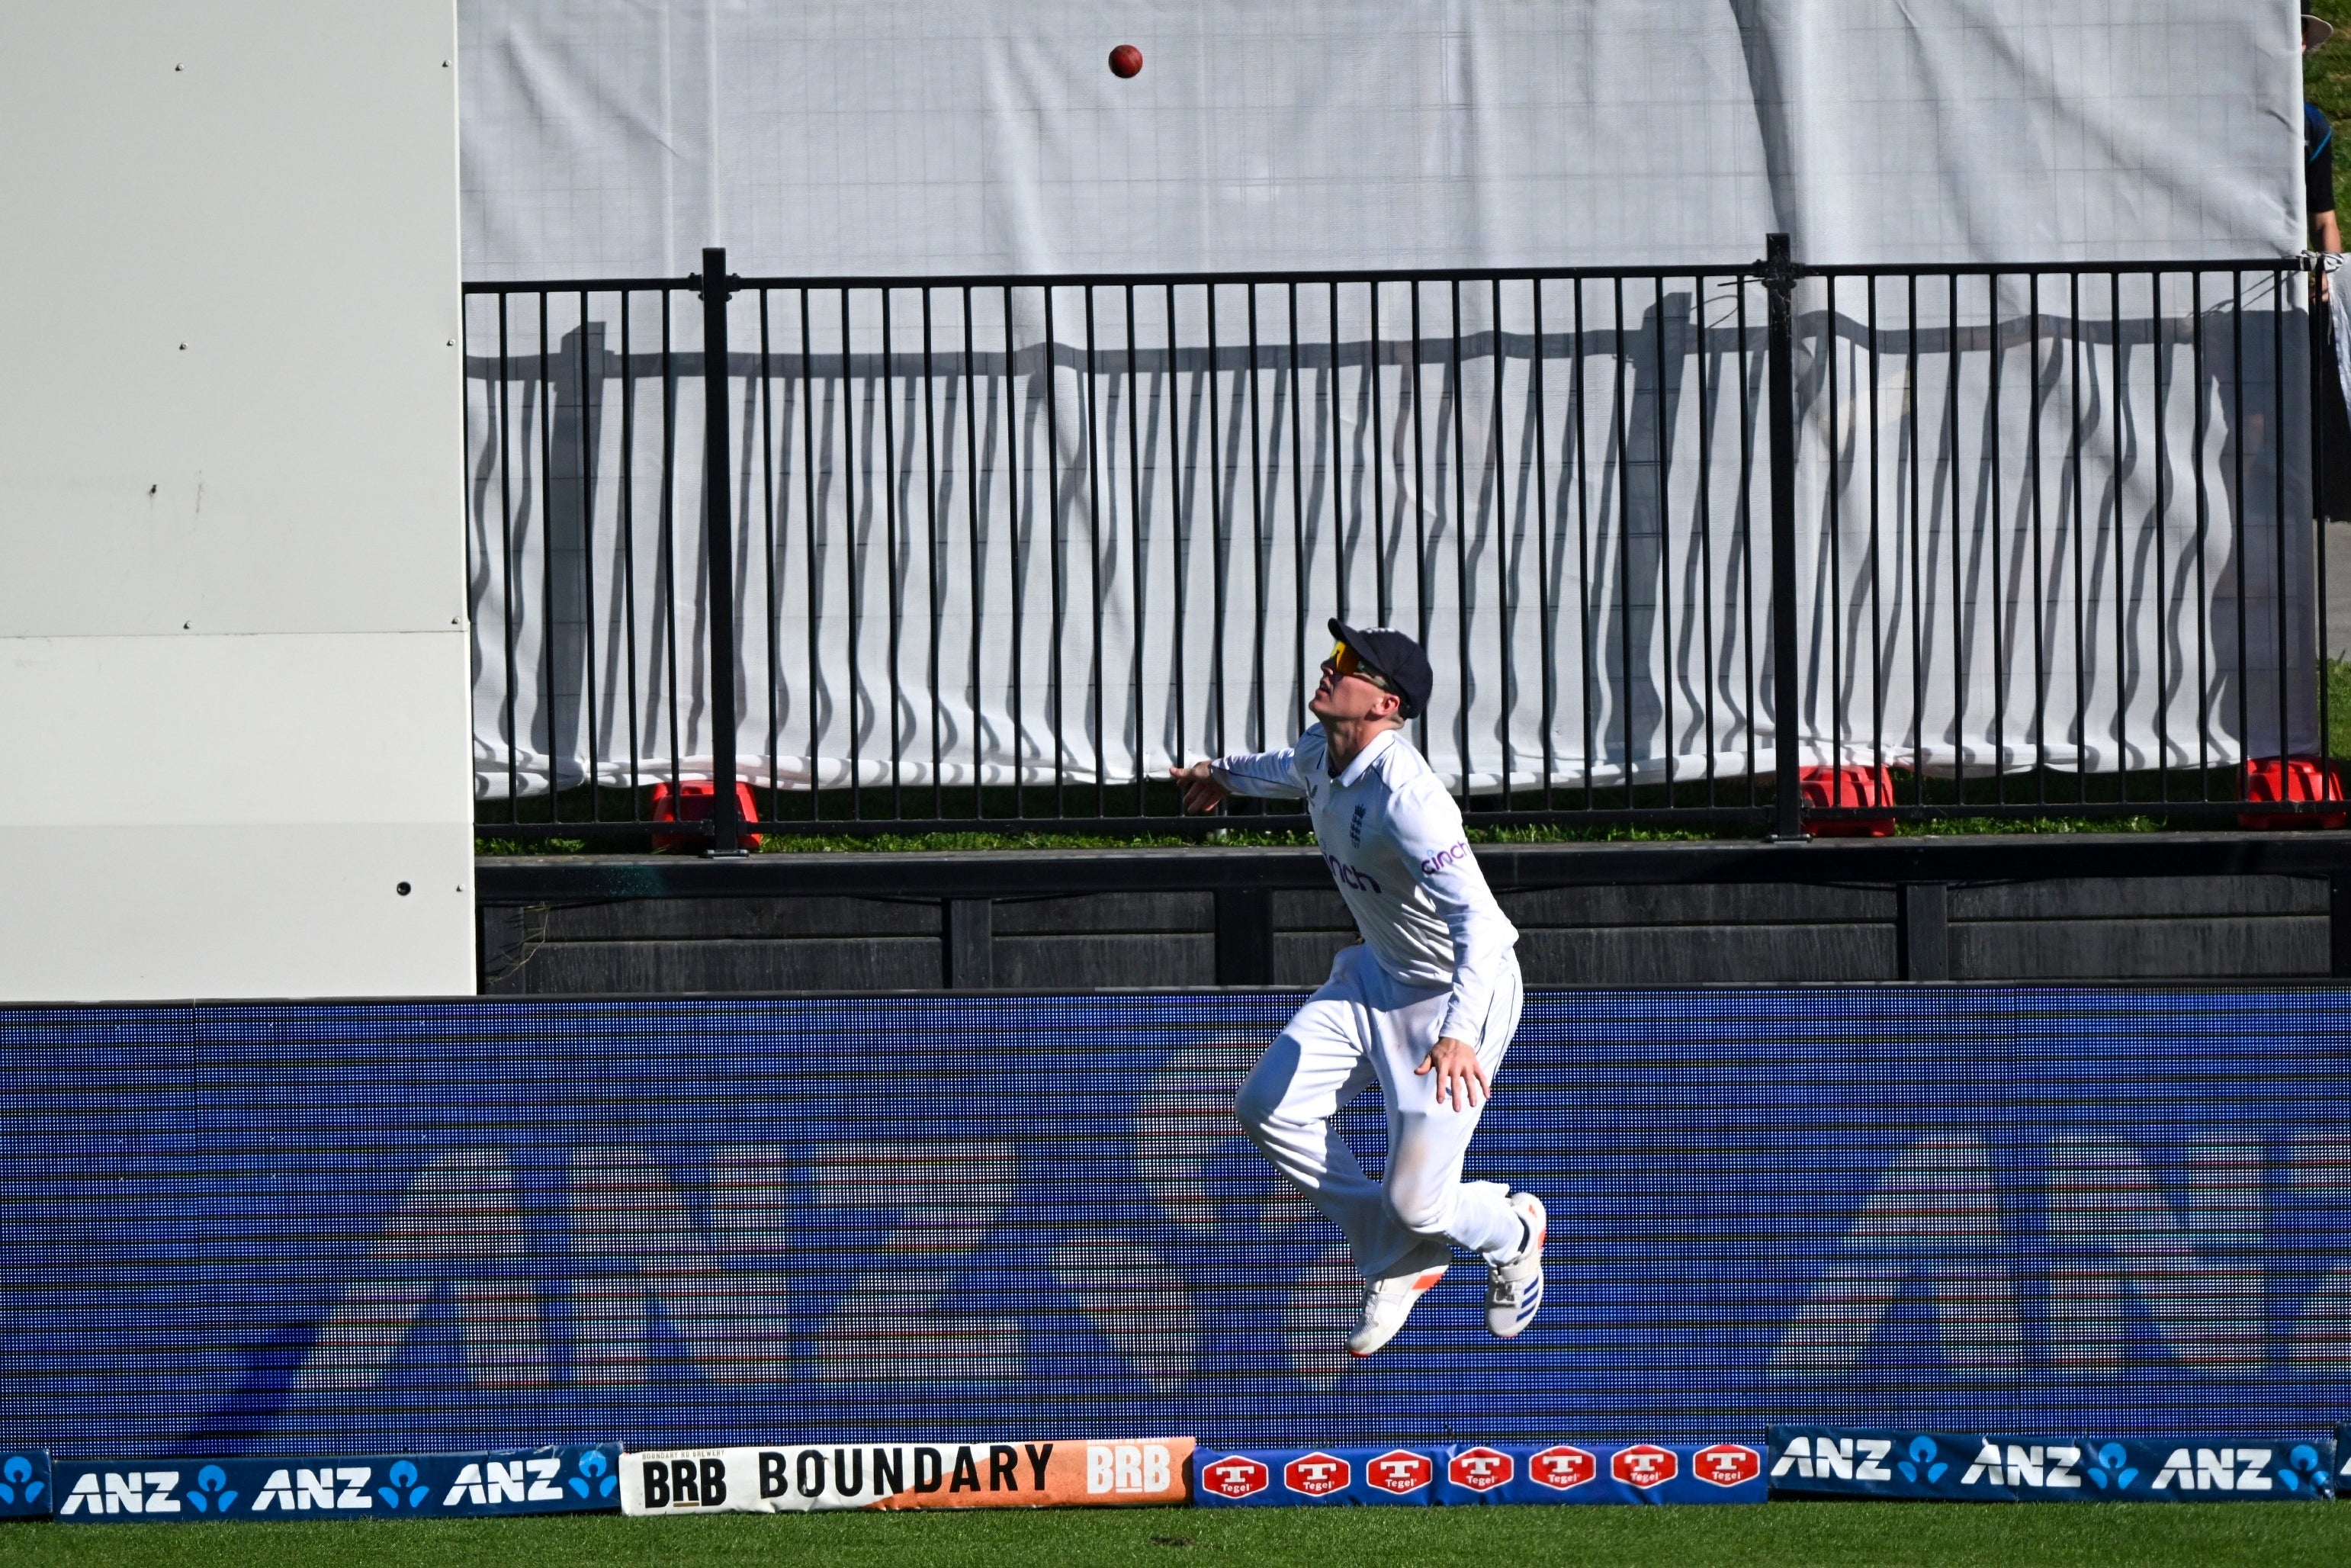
[464,239,2340,847]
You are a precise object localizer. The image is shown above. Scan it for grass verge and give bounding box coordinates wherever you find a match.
[4,1502,2345,1568]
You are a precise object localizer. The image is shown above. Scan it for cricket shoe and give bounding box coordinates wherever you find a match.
[1347,1260,1449,1358]
[1485,1191,1547,1339]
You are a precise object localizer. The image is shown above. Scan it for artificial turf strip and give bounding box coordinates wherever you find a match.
[0,1504,2340,1568]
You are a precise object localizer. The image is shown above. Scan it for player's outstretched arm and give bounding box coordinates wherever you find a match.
[1169,760,1231,814]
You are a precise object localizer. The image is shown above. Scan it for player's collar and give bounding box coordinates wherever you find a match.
[1330,725,1399,789]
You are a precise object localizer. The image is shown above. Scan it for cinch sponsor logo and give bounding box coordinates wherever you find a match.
[1203,1456,1269,1499]
[1366,1451,1431,1495]
[1448,1448,1512,1492]
[1611,1446,1676,1489]
[1529,1446,1595,1491]
[443,1457,566,1507]
[1418,842,1470,876]
[1694,1444,1761,1487]
[1771,1435,1894,1483]
[1283,1454,1349,1497]
[1323,853,1383,895]
[59,1471,184,1516]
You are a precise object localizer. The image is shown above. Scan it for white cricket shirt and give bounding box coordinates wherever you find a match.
[1212,725,1520,1047]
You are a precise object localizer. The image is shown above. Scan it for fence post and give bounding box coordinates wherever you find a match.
[1764,232,1807,840]
[696,246,747,856]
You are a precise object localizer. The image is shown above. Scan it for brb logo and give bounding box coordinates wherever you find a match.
[1203,1456,1270,1499]
[1530,1445,1595,1491]
[1448,1448,1513,1492]
[1367,1451,1431,1496]
[1283,1454,1350,1497]
[1694,1444,1761,1487]
[1611,1445,1678,1489]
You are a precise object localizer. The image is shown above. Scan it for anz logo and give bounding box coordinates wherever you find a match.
[59,1470,188,1516]
[1769,1133,2351,1378]
[0,1456,43,1508]
[442,1456,568,1507]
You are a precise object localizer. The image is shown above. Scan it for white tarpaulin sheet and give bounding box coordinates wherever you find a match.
[458,2,2315,801]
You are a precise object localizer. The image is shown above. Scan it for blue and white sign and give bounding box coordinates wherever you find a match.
[0,1450,51,1518]
[1193,1441,1763,1506]
[6,991,2351,1451]
[1767,1427,2333,1502]
[51,1445,620,1523]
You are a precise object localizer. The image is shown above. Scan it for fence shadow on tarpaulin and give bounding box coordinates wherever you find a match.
[463,270,2311,817]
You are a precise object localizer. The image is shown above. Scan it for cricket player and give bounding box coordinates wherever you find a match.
[1171,621,1544,1355]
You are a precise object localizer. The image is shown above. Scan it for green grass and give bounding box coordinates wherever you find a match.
[3,1503,2345,1568]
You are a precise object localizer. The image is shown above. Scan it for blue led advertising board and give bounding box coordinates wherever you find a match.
[0,988,2344,1454]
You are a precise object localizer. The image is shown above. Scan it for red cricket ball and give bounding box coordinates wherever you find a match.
[1108,43,1143,79]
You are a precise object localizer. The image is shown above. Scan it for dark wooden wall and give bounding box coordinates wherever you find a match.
[480,837,2351,994]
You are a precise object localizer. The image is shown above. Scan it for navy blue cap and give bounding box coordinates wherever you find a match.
[1329,619,1433,721]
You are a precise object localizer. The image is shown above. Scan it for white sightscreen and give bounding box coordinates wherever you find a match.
[459,2,2316,802]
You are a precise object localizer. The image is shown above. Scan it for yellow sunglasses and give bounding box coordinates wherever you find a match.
[1327,641,1392,691]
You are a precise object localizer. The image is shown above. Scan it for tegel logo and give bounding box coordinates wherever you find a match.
[1366,1451,1431,1495]
[1529,1445,1595,1491]
[1283,1453,1349,1497]
[1694,1444,1762,1487]
[1201,1456,1270,1499]
[1611,1445,1677,1489]
[1447,1448,1512,1492]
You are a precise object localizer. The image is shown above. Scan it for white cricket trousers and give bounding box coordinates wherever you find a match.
[1235,943,1526,1281]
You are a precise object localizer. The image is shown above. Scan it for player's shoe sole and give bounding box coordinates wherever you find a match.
[1485,1190,1546,1339]
[1347,1264,1449,1358]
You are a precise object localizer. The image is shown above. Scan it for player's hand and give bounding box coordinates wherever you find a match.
[1415,1036,1489,1110]
[1170,760,1230,815]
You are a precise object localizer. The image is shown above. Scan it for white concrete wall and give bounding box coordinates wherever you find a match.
[0,4,472,998]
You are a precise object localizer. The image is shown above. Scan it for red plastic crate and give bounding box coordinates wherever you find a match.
[2237,757,2347,831]
[649,780,764,850]
[1800,764,1898,837]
